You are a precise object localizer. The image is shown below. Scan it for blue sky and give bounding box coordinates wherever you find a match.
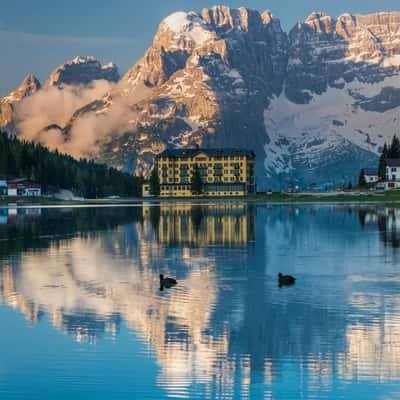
[1,0,400,95]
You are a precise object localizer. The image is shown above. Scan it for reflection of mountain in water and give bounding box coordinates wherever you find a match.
[2,205,400,397]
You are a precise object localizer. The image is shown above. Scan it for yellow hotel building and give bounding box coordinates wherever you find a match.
[152,148,256,197]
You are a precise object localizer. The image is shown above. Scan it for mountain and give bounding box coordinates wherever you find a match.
[0,56,120,142]
[0,74,41,134]
[265,11,400,186]
[55,7,289,178]
[44,56,120,88]
[3,7,400,188]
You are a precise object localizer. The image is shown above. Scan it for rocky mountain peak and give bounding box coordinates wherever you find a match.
[125,6,287,87]
[44,56,120,88]
[304,12,334,34]
[0,73,41,134]
[201,6,259,32]
[261,10,278,26]
[154,11,214,52]
[6,6,400,189]
[3,74,41,103]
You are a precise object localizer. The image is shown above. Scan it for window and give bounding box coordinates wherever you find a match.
[392,167,397,172]
[393,175,396,181]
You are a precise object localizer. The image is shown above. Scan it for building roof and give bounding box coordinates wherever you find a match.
[7,180,41,189]
[363,168,378,176]
[386,159,400,167]
[156,148,255,159]
[8,178,28,184]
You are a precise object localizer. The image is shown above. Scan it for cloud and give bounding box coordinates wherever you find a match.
[16,80,113,139]
[15,80,144,160]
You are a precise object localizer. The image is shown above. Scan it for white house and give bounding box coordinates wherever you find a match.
[7,179,41,197]
[363,168,379,183]
[385,159,400,189]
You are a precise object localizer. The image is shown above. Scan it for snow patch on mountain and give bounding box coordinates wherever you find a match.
[162,11,213,47]
[264,75,400,177]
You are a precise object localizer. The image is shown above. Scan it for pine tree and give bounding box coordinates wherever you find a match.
[149,166,160,196]
[190,164,203,195]
[378,143,388,180]
[358,169,367,187]
[347,181,353,190]
[0,131,142,197]
[389,135,400,158]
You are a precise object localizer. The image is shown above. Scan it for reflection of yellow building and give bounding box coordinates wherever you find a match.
[142,183,151,197]
[154,148,256,197]
[143,204,255,246]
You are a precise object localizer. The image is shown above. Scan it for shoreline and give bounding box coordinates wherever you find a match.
[2,191,400,207]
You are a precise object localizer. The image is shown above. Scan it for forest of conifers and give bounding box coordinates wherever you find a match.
[0,132,142,198]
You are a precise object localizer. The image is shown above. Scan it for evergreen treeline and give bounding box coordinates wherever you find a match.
[0,131,142,198]
[378,135,400,180]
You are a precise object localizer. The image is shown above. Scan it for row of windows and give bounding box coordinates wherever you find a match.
[160,191,244,196]
[160,166,245,172]
[158,156,250,163]
[161,184,246,191]
[161,177,243,183]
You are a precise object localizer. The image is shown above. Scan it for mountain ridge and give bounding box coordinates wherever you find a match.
[3,7,400,188]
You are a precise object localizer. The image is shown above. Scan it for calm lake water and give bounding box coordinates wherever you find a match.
[1,203,400,399]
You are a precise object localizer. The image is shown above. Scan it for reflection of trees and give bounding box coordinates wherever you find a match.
[356,207,400,249]
[0,206,143,257]
[3,205,400,398]
[149,203,161,233]
[378,210,400,248]
[358,208,367,228]
[190,205,204,233]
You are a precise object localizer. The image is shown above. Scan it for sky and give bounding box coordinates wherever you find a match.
[1,0,400,95]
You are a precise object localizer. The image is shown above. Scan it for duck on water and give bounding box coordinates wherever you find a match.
[160,274,177,290]
[278,273,296,287]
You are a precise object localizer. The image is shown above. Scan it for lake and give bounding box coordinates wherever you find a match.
[1,203,400,399]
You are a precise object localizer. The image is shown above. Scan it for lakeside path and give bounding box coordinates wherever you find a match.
[3,190,400,207]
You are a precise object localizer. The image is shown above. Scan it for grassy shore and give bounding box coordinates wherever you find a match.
[2,190,400,206]
[0,196,69,205]
[248,191,397,203]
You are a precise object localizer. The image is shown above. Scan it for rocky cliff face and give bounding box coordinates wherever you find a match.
[44,56,120,88]
[58,6,289,176]
[265,11,400,186]
[3,8,400,188]
[0,74,41,134]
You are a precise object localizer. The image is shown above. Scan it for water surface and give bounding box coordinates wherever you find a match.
[1,203,400,399]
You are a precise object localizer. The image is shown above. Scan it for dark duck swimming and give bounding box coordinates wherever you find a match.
[278,273,296,287]
[160,274,177,290]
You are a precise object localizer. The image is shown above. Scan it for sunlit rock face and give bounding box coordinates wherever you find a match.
[0,74,41,134]
[4,9,400,187]
[44,56,120,88]
[264,12,400,186]
[64,6,288,177]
